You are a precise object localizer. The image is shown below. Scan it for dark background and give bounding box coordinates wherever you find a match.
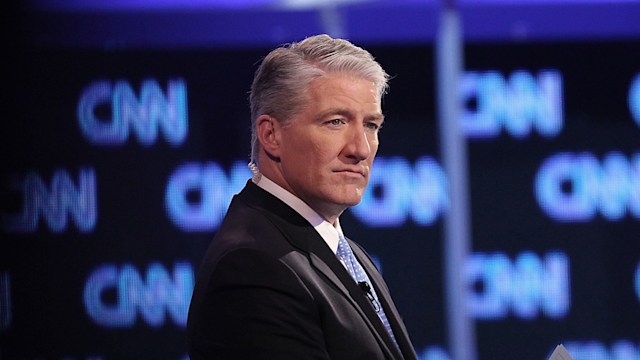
[2,1,639,359]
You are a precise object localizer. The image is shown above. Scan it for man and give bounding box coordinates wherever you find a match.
[187,34,417,360]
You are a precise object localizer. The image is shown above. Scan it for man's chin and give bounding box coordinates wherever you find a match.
[336,194,364,207]
[318,186,366,209]
[323,195,361,209]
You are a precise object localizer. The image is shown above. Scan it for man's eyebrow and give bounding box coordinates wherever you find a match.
[316,108,352,119]
[316,108,385,122]
[367,113,385,123]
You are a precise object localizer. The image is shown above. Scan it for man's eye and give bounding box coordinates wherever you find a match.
[329,119,343,126]
[365,122,380,130]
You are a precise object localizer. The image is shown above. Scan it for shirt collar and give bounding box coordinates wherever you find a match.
[254,174,341,254]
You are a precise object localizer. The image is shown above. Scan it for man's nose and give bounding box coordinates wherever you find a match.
[345,126,371,161]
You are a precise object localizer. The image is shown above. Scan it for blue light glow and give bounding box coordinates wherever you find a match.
[535,152,640,222]
[24,0,636,12]
[460,70,563,139]
[83,262,194,328]
[418,346,451,360]
[465,251,570,320]
[353,156,448,227]
[77,79,188,147]
[629,73,640,126]
[3,168,97,233]
[565,340,640,360]
[165,161,251,232]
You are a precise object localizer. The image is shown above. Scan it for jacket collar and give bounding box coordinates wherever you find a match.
[237,180,407,359]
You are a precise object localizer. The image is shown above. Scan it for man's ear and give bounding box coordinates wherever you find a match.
[256,115,282,159]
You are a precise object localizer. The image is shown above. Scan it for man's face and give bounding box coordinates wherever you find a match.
[277,73,383,221]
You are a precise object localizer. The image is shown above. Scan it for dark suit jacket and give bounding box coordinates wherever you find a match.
[187,180,418,360]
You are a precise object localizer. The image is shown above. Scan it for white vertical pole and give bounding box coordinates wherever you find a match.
[436,2,477,360]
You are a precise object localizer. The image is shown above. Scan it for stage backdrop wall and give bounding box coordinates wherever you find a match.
[2,39,639,359]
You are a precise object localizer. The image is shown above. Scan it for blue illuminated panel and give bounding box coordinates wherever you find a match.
[465,251,570,320]
[77,79,188,147]
[463,41,640,360]
[535,152,640,222]
[461,70,563,139]
[165,161,251,231]
[354,156,448,227]
[84,262,194,328]
[19,1,640,49]
[630,73,640,126]
[3,168,97,233]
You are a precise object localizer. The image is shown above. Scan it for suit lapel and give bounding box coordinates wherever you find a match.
[272,210,402,360]
[307,246,404,360]
[351,240,417,359]
[238,181,403,359]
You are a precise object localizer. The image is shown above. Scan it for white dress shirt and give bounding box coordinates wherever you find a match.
[254,174,345,255]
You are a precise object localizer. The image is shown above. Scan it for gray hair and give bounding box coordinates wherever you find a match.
[249,34,390,164]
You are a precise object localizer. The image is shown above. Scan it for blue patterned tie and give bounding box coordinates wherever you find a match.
[336,233,398,347]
